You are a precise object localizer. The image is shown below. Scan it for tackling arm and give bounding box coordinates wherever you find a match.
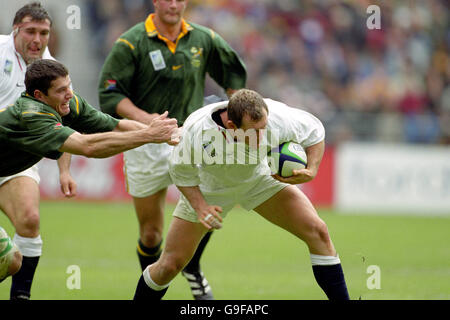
[59,112,178,158]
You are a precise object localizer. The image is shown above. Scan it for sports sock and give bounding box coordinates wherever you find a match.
[10,234,42,300]
[10,256,39,300]
[310,254,350,300]
[133,265,169,300]
[183,231,212,273]
[136,239,162,271]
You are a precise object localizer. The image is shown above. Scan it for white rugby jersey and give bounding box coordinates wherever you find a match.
[0,33,53,109]
[169,98,325,192]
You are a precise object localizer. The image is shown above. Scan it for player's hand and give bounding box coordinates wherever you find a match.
[169,127,183,146]
[147,111,178,144]
[271,168,316,185]
[59,172,77,198]
[197,205,223,230]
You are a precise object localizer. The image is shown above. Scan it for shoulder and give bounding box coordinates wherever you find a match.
[0,35,10,46]
[187,22,220,41]
[118,22,146,44]
[0,34,13,58]
[183,102,225,134]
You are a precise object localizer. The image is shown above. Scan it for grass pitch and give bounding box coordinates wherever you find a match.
[0,201,449,300]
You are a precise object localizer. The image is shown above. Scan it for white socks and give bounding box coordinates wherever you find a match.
[310,253,341,266]
[143,264,171,291]
[13,234,42,257]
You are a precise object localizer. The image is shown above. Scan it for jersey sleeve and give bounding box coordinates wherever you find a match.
[16,112,76,159]
[67,94,119,133]
[206,30,247,91]
[169,127,201,187]
[268,100,325,148]
[98,38,137,118]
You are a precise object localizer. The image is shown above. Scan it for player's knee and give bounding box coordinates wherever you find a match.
[304,219,331,245]
[159,255,187,277]
[17,208,40,235]
[140,227,163,247]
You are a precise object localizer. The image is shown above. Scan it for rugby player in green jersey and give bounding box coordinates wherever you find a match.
[0,59,179,188]
[98,0,247,300]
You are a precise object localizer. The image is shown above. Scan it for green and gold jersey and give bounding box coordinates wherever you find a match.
[98,14,247,125]
[0,92,119,177]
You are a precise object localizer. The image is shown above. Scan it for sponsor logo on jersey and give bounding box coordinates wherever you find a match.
[190,47,203,68]
[149,49,166,71]
[54,122,63,129]
[3,59,12,75]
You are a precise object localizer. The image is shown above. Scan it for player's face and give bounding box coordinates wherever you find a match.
[38,76,73,116]
[13,16,51,65]
[239,111,268,149]
[154,0,187,26]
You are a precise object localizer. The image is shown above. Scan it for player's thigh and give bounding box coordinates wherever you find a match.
[133,187,168,229]
[0,176,40,226]
[253,185,323,240]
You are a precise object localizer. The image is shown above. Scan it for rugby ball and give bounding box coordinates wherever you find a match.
[268,142,307,177]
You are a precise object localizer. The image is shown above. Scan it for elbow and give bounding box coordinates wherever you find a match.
[81,144,98,158]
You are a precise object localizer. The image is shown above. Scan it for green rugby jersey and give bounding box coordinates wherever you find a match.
[0,92,119,177]
[98,14,247,125]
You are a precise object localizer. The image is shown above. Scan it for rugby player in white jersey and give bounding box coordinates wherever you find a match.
[133,89,350,300]
[0,2,75,299]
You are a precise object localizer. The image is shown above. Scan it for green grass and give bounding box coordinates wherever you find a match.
[1,201,449,300]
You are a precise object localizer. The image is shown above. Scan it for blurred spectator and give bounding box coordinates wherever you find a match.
[86,0,450,145]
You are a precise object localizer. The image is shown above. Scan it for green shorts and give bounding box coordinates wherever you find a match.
[172,175,289,223]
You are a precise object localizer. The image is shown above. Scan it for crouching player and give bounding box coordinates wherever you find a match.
[133,89,350,300]
[0,227,22,283]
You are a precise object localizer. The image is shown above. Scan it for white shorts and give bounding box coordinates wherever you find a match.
[123,143,174,198]
[0,164,40,188]
[173,174,289,223]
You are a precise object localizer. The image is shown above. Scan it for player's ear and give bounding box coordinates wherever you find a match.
[33,89,45,100]
[226,120,238,130]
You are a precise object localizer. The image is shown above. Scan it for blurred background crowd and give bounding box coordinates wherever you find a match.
[85,0,450,146]
[4,0,447,146]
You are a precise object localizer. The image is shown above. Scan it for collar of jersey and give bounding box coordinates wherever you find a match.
[145,13,193,53]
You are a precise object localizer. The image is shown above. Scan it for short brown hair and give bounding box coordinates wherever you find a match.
[13,2,52,26]
[25,59,68,96]
[227,89,268,128]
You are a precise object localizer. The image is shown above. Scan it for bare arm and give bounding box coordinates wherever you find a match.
[113,118,147,132]
[57,152,77,198]
[272,140,325,185]
[116,98,160,124]
[177,186,223,230]
[59,112,178,158]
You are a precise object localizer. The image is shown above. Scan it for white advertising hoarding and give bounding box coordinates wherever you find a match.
[336,143,450,215]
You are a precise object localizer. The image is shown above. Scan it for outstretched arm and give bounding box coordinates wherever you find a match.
[59,112,178,158]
